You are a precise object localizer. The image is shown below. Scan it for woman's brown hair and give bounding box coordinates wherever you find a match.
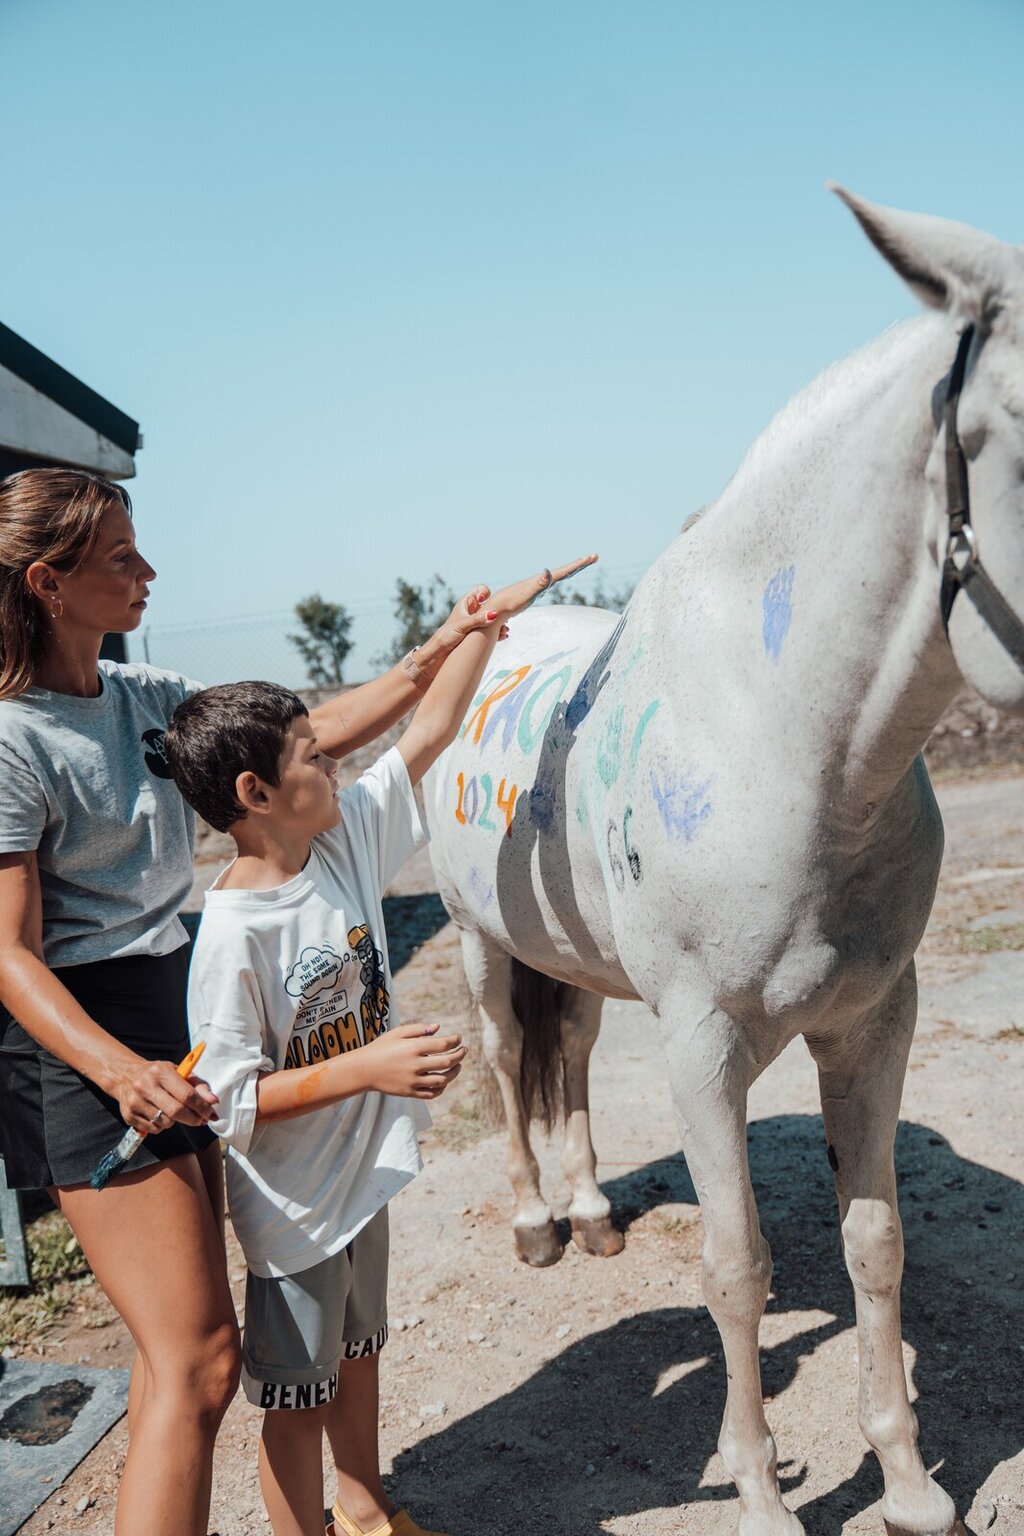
[0,467,132,701]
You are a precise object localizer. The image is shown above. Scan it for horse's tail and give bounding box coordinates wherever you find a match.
[510,958,565,1132]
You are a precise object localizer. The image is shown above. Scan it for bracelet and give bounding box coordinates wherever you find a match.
[402,647,431,693]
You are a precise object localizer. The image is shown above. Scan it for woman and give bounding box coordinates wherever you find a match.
[0,466,586,1536]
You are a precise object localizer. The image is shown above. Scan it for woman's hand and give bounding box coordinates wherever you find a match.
[437,585,509,649]
[113,1056,219,1133]
[359,1021,466,1100]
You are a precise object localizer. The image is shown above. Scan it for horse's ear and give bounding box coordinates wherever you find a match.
[829,183,1018,319]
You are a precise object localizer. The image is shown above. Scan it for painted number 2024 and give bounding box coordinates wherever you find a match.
[455,772,518,837]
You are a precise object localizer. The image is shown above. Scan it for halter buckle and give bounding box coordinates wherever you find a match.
[945,522,978,576]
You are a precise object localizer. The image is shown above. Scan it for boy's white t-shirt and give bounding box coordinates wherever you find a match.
[187,746,431,1279]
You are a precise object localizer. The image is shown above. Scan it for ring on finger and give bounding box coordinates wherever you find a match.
[149,1109,166,1129]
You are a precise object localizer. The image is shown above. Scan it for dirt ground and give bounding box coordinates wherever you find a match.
[5,760,1024,1535]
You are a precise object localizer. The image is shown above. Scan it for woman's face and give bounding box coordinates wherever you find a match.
[49,500,156,635]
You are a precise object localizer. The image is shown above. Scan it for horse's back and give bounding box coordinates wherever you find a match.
[425,605,643,997]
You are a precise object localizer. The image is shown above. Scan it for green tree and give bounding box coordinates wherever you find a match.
[378,574,457,666]
[288,594,355,687]
[546,576,635,611]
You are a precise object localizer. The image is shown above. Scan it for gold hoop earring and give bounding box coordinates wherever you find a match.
[49,598,63,620]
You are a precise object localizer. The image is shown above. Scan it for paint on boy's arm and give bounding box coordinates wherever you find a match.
[762,565,796,663]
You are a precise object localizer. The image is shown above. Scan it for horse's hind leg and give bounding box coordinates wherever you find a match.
[808,966,963,1536]
[559,986,624,1257]
[662,999,804,1536]
[456,925,562,1267]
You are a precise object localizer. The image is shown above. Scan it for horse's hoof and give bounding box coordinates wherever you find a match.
[514,1221,562,1267]
[882,1494,964,1536]
[883,1524,966,1536]
[571,1215,625,1257]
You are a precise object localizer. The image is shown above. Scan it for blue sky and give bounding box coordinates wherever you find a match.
[2,0,1023,680]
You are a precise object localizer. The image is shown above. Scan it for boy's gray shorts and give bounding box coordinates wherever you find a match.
[241,1208,389,1410]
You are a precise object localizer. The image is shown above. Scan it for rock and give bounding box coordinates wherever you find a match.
[584,1463,596,1477]
[391,1317,407,1332]
[405,1314,423,1329]
[467,1332,485,1344]
[75,1495,94,1513]
[977,1501,997,1530]
[555,1323,571,1340]
[421,1401,446,1418]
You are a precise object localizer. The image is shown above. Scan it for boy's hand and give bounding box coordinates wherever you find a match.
[360,1021,466,1099]
[437,555,599,650]
[486,553,599,621]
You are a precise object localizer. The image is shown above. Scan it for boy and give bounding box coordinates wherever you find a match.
[165,558,592,1536]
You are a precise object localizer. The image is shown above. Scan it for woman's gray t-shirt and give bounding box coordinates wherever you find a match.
[0,662,202,967]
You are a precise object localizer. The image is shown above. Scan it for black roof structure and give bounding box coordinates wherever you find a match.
[0,320,141,480]
[0,322,143,659]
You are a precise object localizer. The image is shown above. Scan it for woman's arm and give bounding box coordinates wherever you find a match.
[308,585,501,759]
[0,852,216,1133]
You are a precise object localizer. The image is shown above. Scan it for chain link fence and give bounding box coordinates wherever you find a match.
[128,563,649,688]
[128,596,397,688]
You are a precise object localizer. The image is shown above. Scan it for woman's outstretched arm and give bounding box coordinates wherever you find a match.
[308,585,502,758]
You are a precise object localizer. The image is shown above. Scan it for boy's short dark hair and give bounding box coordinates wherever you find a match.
[165,681,309,832]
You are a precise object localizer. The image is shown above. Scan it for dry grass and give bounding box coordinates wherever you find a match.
[961,923,1024,954]
[0,1209,98,1351]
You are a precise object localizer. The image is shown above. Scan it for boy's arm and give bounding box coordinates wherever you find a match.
[255,1022,465,1124]
[308,586,496,759]
[396,555,598,787]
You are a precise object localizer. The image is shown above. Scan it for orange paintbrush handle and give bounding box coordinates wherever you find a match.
[176,1041,206,1079]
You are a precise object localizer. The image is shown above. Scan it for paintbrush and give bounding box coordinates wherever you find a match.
[89,1041,207,1191]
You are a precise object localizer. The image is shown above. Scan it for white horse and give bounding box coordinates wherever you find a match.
[425,190,1024,1536]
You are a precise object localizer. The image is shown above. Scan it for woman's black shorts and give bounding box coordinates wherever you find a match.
[0,946,215,1190]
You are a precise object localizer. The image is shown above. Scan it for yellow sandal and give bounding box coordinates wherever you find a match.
[330,1501,450,1536]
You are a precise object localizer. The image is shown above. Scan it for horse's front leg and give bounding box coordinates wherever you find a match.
[559,986,624,1257]
[663,1000,805,1536]
[808,966,963,1536]
[457,927,562,1266]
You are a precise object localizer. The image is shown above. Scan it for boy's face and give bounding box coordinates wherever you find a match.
[266,716,341,837]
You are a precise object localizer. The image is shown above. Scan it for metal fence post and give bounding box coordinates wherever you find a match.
[0,1155,32,1289]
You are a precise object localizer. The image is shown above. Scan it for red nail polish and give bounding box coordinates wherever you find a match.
[486,610,497,621]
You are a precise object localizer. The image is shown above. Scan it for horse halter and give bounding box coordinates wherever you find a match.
[939,323,1024,670]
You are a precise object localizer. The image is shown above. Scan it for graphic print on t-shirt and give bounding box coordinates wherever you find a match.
[348,923,390,1041]
[282,928,390,1070]
[141,727,175,779]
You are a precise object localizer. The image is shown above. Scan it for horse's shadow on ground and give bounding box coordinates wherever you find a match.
[393,1115,1022,1535]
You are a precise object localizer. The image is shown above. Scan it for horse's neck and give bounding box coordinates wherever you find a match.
[678,316,962,815]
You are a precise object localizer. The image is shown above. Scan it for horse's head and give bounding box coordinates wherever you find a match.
[835,186,1024,711]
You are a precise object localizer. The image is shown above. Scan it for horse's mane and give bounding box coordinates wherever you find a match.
[719,312,942,504]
